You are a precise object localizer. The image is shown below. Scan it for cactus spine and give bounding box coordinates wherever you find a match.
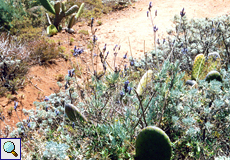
[135,126,172,160]
[136,70,153,96]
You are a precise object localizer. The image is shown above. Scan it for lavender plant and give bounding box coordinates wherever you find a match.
[4,3,230,160]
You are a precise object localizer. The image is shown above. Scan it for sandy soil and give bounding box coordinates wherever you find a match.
[1,0,230,136]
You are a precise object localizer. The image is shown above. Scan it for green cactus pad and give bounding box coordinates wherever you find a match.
[39,0,55,14]
[192,54,205,80]
[47,24,58,36]
[65,103,88,123]
[61,1,66,13]
[136,70,153,96]
[75,3,84,20]
[68,15,75,29]
[208,52,220,60]
[54,1,61,15]
[205,70,222,82]
[185,80,197,87]
[135,126,172,160]
[65,5,79,17]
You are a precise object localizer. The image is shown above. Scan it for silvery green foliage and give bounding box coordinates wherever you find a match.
[43,141,69,160]
[136,14,230,72]
[6,13,230,158]
[215,157,230,160]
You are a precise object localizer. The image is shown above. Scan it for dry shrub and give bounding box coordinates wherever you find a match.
[29,38,63,65]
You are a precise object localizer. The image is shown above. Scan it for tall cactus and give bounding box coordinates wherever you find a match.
[39,0,84,33]
[135,126,172,160]
[191,54,205,80]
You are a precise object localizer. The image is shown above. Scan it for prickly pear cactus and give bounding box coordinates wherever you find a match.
[191,54,205,80]
[205,70,222,82]
[65,103,88,123]
[40,0,55,14]
[136,70,153,96]
[205,52,221,73]
[47,24,58,36]
[185,80,197,87]
[39,0,84,32]
[135,126,172,160]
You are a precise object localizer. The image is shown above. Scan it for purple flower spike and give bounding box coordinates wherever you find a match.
[14,101,18,111]
[68,69,75,77]
[55,110,59,116]
[93,35,98,44]
[157,38,160,45]
[181,48,188,54]
[148,2,152,11]
[45,106,49,112]
[27,122,31,128]
[120,91,125,97]
[44,96,49,101]
[103,63,106,71]
[147,11,149,17]
[124,64,127,71]
[73,48,84,56]
[72,122,75,129]
[180,8,185,17]
[103,44,107,51]
[123,52,127,59]
[155,10,157,16]
[91,17,94,27]
[113,44,118,51]
[153,25,158,32]
[124,80,129,92]
[130,60,134,66]
[128,86,132,94]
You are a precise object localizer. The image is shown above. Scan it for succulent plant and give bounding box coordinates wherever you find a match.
[47,24,58,36]
[185,80,197,87]
[65,103,88,123]
[191,54,205,80]
[39,0,84,33]
[136,70,153,96]
[205,70,222,82]
[135,126,172,160]
[206,52,221,73]
[208,52,220,60]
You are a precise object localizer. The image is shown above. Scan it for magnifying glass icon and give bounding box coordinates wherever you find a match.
[3,141,18,157]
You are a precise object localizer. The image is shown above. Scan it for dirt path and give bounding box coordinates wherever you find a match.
[95,0,230,67]
[1,0,230,136]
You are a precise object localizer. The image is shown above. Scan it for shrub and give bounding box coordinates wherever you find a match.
[29,38,64,65]
[0,34,29,96]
